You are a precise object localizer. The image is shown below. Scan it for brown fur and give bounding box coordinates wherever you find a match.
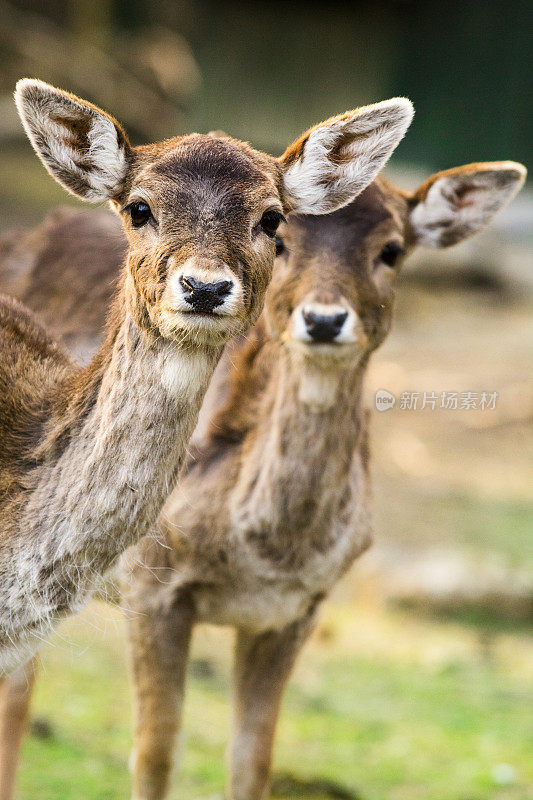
[0,662,35,800]
[123,178,408,800]
[122,166,525,800]
[0,208,126,362]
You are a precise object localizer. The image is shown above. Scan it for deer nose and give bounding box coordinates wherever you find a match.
[303,309,348,342]
[179,275,234,313]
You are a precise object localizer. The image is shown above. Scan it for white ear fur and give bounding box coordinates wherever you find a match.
[410,161,527,248]
[14,78,131,202]
[280,98,414,215]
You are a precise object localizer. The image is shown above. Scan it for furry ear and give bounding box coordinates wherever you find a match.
[279,98,414,215]
[14,79,131,202]
[410,162,527,247]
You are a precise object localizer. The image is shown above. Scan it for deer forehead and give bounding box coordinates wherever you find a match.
[130,135,282,217]
[288,182,407,269]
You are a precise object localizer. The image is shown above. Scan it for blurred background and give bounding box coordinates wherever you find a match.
[1,2,531,799]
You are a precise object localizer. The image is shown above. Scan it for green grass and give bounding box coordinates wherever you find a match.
[16,603,533,800]
[375,479,533,567]
[280,658,533,800]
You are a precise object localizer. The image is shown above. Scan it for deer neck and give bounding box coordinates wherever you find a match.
[30,306,221,562]
[1,291,219,672]
[231,340,367,547]
[259,342,366,478]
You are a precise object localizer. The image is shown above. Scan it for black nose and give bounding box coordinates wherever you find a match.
[303,309,348,342]
[179,275,233,313]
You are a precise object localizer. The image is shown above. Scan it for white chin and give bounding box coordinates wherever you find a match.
[290,339,360,360]
[163,311,243,346]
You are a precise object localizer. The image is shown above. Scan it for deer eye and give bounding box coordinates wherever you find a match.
[128,201,152,228]
[380,242,404,267]
[275,236,286,257]
[260,210,285,238]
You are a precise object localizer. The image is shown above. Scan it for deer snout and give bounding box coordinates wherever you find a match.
[303,309,348,343]
[179,275,233,313]
[288,301,363,350]
[166,258,243,318]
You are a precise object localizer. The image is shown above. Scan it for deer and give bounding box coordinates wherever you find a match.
[0,76,415,687]
[0,206,127,365]
[123,160,526,800]
[0,148,525,799]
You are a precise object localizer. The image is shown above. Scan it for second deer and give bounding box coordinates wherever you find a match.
[124,161,525,800]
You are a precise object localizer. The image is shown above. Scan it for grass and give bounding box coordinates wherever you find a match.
[16,600,533,800]
[374,478,533,567]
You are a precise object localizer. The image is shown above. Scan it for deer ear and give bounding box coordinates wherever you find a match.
[410,162,527,248]
[279,98,414,215]
[14,79,131,202]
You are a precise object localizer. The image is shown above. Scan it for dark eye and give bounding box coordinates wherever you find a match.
[128,201,152,228]
[275,236,286,257]
[380,242,404,267]
[260,210,285,238]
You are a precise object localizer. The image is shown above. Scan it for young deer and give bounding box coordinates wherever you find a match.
[0,77,414,681]
[0,156,525,800]
[123,161,525,800]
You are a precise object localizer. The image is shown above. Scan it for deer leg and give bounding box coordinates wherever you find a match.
[127,591,194,800]
[229,614,316,800]
[0,658,37,800]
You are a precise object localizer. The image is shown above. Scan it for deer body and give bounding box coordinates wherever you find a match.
[0,78,414,682]
[124,165,526,800]
[0,294,217,673]
[148,338,371,635]
[0,207,125,363]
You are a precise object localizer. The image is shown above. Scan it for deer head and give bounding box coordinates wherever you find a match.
[266,162,526,370]
[15,79,414,348]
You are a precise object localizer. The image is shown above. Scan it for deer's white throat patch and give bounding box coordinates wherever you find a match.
[158,347,215,400]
